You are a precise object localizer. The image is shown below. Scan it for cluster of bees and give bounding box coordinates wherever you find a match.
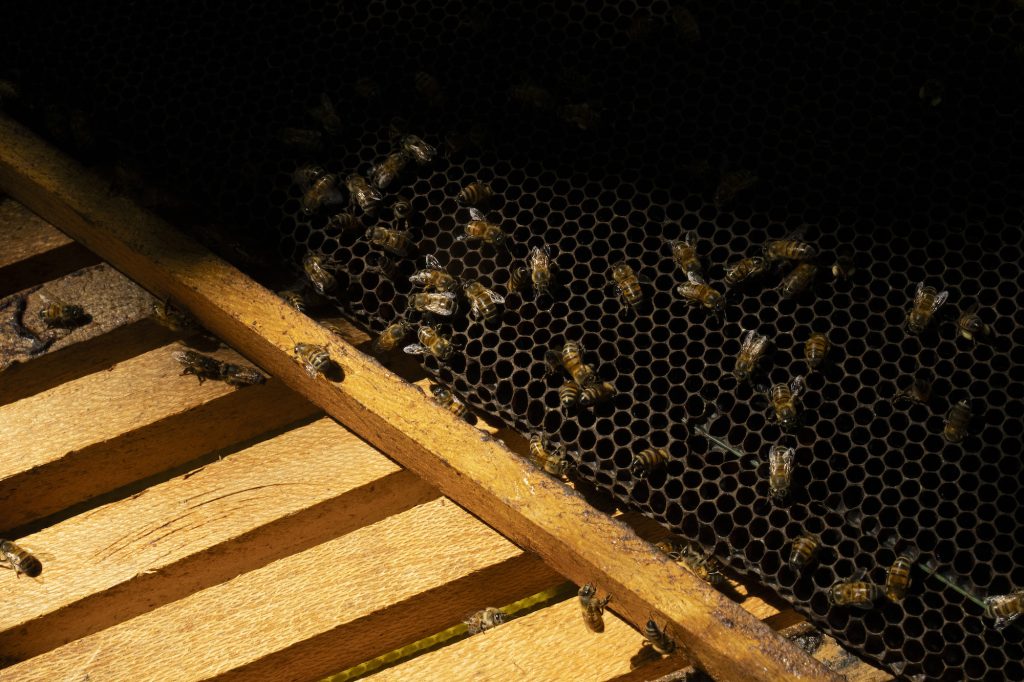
[577,582,677,663]
[172,350,265,388]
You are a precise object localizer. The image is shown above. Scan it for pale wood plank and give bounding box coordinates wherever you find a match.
[0,114,838,682]
[0,417,439,663]
[0,497,562,682]
[0,341,319,529]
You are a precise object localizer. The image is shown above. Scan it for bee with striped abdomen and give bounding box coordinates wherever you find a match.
[410,291,459,316]
[609,262,646,311]
[734,330,770,382]
[463,280,506,322]
[303,253,338,296]
[580,381,616,408]
[372,319,413,355]
[529,433,571,477]
[528,246,554,298]
[547,340,598,387]
[346,173,383,214]
[410,254,459,293]
[828,576,882,608]
[509,266,528,294]
[400,134,437,165]
[906,282,948,335]
[956,303,992,344]
[767,444,795,502]
[789,534,821,570]
[0,539,43,578]
[984,590,1024,630]
[220,362,266,387]
[724,256,769,288]
[37,295,88,328]
[631,447,669,477]
[644,617,676,654]
[943,399,972,443]
[431,384,471,421]
[669,232,704,280]
[764,235,817,262]
[294,342,334,379]
[172,350,223,385]
[804,332,830,370]
[779,262,818,299]
[768,376,805,430]
[458,181,495,208]
[578,583,612,633]
[414,71,445,108]
[369,151,410,190]
[366,226,413,257]
[325,210,361,235]
[278,290,307,314]
[676,543,726,586]
[465,607,506,635]
[404,325,455,362]
[295,166,344,216]
[460,209,508,248]
[714,169,758,208]
[677,272,725,318]
[885,548,920,602]
[152,299,197,332]
[559,380,580,411]
[892,367,933,407]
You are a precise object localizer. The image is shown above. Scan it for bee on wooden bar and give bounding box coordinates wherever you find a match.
[400,134,437,165]
[509,80,555,110]
[372,319,413,355]
[943,399,972,443]
[295,166,344,216]
[458,181,495,207]
[764,235,817,262]
[152,299,198,332]
[294,342,334,379]
[580,381,616,408]
[529,433,571,477]
[410,254,458,293]
[410,291,459,316]
[906,282,948,334]
[465,607,506,635]
[714,169,758,208]
[984,590,1024,630]
[559,379,580,411]
[366,226,413,257]
[460,209,508,248]
[609,262,646,311]
[956,303,992,344]
[669,232,704,280]
[676,543,726,586]
[677,273,724,317]
[828,576,882,608]
[0,539,43,578]
[325,210,361,235]
[308,92,342,134]
[767,444,795,502]
[369,151,410,190]
[789,534,821,570]
[303,253,338,296]
[37,295,88,328]
[463,280,506,322]
[733,329,770,382]
[768,376,805,430]
[346,173,383,214]
[578,583,611,633]
[220,362,266,388]
[644,617,676,655]
[173,350,224,384]
[404,325,455,362]
[779,262,818,299]
[546,340,598,387]
[892,367,933,407]
[631,447,669,477]
[278,289,307,314]
[431,384,471,421]
[885,547,920,602]
[414,71,445,108]
[724,256,769,288]
[804,332,830,370]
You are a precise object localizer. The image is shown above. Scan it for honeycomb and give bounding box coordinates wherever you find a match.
[3,1,1024,679]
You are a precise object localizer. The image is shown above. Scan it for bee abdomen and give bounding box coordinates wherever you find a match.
[631,447,669,476]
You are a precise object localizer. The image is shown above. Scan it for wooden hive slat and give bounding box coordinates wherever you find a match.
[0,417,442,662]
[0,113,839,682]
[0,497,562,682]
[0,341,318,529]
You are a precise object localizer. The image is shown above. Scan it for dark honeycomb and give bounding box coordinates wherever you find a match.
[3,2,1024,679]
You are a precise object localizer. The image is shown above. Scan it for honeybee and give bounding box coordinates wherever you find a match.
[733,330,770,382]
[984,590,1024,629]
[296,167,344,215]
[346,173,383,214]
[276,289,307,314]
[372,319,413,355]
[302,253,337,295]
[172,350,224,384]
[677,273,725,317]
[943,399,972,443]
[354,77,381,101]
[609,262,645,311]
[320,319,349,337]
[37,295,87,328]
[458,181,495,207]
[559,380,580,411]
[804,332,830,370]
[509,267,529,293]
[778,263,818,299]
[278,127,323,152]
[404,325,455,361]
[768,376,805,430]
[308,92,342,134]
[832,251,855,281]
[919,78,944,107]
[714,169,758,208]
[369,151,410,190]
[558,101,602,130]
[578,583,612,633]
[509,80,555,109]
[789,534,821,570]
[547,340,598,387]
[463,280,506,322]
[676,543,726,586]
[220,362,266,387]
[670,232,704,280]
[152,299,198,332]
[294,342,334,379]
[325,210,361,235]
[529,433,571,477]
[892,367,933,406]
[644,617,676,655]
[410,254,459,292]
[724,256,769,288]
[431,384,470,421]
[460,210,508,248]
[410,291,459,316]
[885,548,920,602]
[366,252,398,280]
[528,246,554,297]
[956,303,992,343]
[400,135,437,165]
[0,539,43,578]
[764,237,817,262]
[465,607,506,635]
[906,282,948,334]
[366,226,413,257]
[580,381,616,408]
[828,577,882,608]
[631,447,669,477]
[414,71,445,108]
[391,196,413,223]
[767,445,795,502]
[671,6,701,43]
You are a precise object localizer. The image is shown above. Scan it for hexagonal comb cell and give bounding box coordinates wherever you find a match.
[4,0,1022,679]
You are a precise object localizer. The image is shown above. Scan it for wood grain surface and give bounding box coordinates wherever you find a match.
[0,113,840,682]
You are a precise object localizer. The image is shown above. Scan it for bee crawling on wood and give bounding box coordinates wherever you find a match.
[152,298,198,332]
[985,590,1024,630]
[173,350,224,384]
[657,539,725,586]
[37,294,88,329]
[278,289,308,314]
[404,325,456,362]
[578,583,612,633]
[465,607,506,635]
[431,384,472,422]
[529,433,572,478]
[0,539,44,578]
[220,362,266,388]
[372,319,413,356]
[462,280,506,323]
[644,616,676,655]
[294,342,335,379]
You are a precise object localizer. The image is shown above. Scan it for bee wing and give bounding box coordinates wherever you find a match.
[768,446,794,472]
[403,343,431,356]
[685,271,706,285]
[684,230,698,246]
[468,207,485,221]
[913,281,924,303]
[484,288,506,305]
[423,254,442,270]
[790,374,806,397]
[423,294,457,316]
[739,329,756,352]
[930,289,949,312]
